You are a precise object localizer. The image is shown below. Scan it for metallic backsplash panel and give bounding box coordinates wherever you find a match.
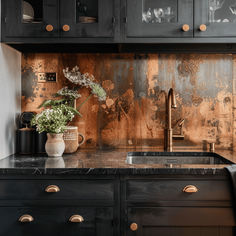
[21,54,235,150]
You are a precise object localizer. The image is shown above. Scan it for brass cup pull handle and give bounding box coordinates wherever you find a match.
[62,24,70,32]
[183,185,198,193]
[130,223,138,231]
[19,214,34,223]
[45,185,60,193]
[69,215,84,223]
[199,24,207,32]
[46,24,54,32]
[182,24,190,32]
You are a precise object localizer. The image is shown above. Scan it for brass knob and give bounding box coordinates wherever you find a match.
[45,185,60,193]
[19,215,34,223]
[183,185,198,193]
[69,215,84,223]
[182,24,190,32]
[62,24,70,32]
[46,24,54,32]
[199,24,207,32]
[130,223,138,231]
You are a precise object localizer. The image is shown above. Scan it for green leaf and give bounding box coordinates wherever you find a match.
[38,99,66,109]
[67,106,83,117]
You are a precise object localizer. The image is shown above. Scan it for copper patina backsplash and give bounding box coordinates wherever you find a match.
[22,54,236,150]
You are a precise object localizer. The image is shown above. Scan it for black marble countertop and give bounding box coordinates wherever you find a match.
[0,148,235,175]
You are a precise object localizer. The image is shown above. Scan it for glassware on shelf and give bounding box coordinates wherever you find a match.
[229,3,236,22]
[163,6,174,23]
[153,8,164,23]
[209,0,225,23]
[142,5,175,24]
[230,3,236,15]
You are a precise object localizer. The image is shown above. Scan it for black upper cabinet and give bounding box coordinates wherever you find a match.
[2,0,116,41]
[124,0,193,39]
[195,0,236,38]
[60,0,115,38]
[3,0,59,38]
[3,0,236,44]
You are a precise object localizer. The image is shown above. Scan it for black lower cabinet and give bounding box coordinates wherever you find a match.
[0,207,114,236]
[0,175,235,236]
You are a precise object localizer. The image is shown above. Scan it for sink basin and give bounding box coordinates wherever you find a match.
[126,152,233,165]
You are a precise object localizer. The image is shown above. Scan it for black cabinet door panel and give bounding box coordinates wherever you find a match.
[126,207,235,236]
[195,0,236,37]
[3,0,59,38]
[128,226,234,236]
[125,0,193,38]
[60,0,115,38]
[0,207,114,236]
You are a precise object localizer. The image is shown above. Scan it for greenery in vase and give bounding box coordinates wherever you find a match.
[32,66,106,133]
[31,104,76,134]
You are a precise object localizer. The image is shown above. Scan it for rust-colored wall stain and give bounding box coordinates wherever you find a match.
[22,53,234,150]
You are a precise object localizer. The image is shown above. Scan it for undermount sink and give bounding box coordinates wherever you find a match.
[126,152,233,165]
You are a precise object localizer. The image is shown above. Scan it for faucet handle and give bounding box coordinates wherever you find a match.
[173,118,185,140]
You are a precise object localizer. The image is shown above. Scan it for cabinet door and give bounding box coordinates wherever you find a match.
[60,0,115,38]
[3,0,59,38]
[0,207,114,236]
[126,207,235,236]
[124,0,193,38]
[195,0,236,37]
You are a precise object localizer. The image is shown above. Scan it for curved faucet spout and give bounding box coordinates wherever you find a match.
[165,88,177,152]
[168,88,177,109]
[167,88,177,130]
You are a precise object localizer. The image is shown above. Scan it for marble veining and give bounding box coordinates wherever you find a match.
[0,148,235,175]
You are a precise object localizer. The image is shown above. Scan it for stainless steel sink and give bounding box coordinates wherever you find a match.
[126,152,233,165]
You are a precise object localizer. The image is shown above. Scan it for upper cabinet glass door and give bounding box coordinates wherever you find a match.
[125,0,193,38]
[195,0,236,37]
[4,0,59,38]
[60,0,115,38]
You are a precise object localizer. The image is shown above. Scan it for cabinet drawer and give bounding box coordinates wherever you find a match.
[0,206,114,236]
[128,207,235,227]
[0,180,114,201]
[126,179,232,202]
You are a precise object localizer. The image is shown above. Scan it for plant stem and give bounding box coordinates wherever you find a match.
[77,94,93,111]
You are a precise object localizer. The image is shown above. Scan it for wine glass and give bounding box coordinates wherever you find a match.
[163,6,174,23]
[154,8,164,23]
[209,0,225,23]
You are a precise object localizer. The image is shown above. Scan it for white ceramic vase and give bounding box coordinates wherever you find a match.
[45,133,65,157]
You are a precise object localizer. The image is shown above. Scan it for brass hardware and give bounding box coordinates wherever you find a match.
[45,185,60,193]
[62,25,70,32]
[183,185,198,193]
[69,215,84,223]
[130,223,138,231]
[199,24,207,32]
[46,24,54,32]
[182,24,190,32]
[19,214,34,223]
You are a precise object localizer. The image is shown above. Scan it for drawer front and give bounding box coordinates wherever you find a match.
[0,180,114,201]
[126,179,232,202]
[0,207,114,236]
